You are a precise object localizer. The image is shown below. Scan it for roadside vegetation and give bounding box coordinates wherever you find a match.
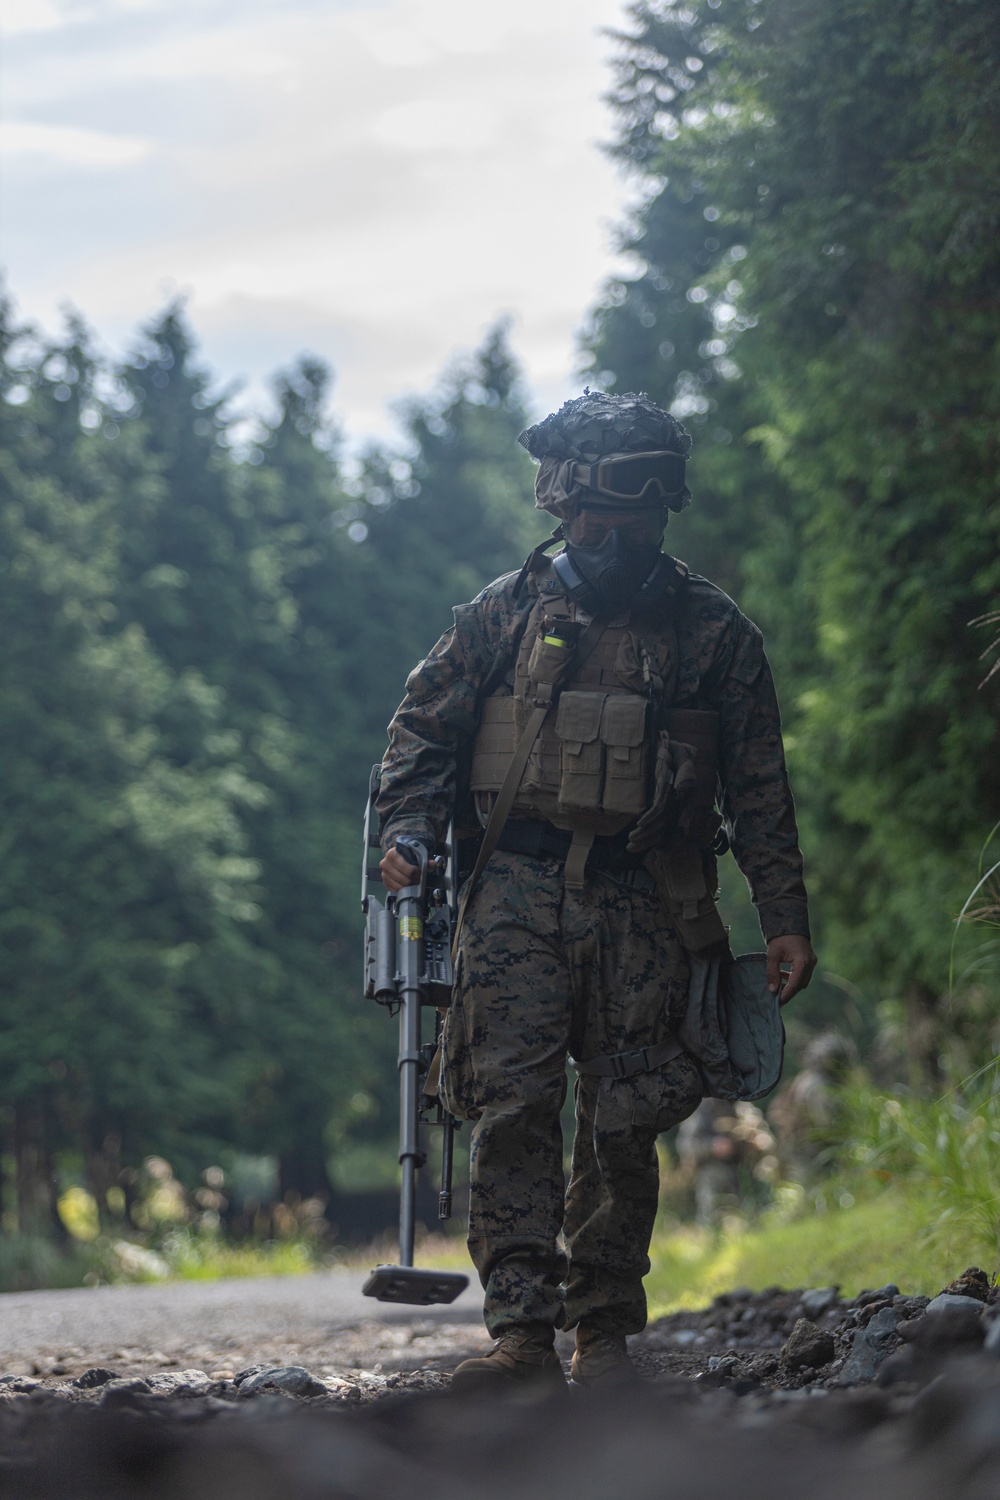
[647,1080,1000,1314]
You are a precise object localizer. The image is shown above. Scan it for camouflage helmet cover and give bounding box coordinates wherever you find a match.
[518,390,693,520]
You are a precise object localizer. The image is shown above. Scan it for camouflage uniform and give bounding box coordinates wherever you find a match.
[377,555,809,1337]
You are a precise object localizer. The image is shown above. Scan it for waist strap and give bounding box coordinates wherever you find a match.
[572,1035,686,1079]
[495,818,647,875]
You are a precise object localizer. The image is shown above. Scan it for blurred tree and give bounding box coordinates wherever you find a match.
[0,301,263,1231]
[589,0,1000,1075]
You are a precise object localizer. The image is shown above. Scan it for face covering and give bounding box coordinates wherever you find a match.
[559,527,664,614]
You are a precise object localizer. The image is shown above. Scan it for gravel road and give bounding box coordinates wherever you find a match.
[0,1269,490,1387]
[0,1270,483,1362]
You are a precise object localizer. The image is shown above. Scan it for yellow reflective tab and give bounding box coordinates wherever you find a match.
[542,634,570,648]
[399,917,423,942]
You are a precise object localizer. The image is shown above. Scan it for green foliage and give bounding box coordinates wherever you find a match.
[587,0,1000,1054]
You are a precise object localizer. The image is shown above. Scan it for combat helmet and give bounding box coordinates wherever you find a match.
[518,391,692,520]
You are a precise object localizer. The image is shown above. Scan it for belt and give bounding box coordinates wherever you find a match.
[492,818,657,890]
[572,1035,686,1079]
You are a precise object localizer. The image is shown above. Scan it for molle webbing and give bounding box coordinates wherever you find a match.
[469,594,659,843]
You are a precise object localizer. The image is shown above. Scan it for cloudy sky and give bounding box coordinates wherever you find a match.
[0,0,638,445]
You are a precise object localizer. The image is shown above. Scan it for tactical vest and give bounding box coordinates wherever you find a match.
[470,589,660,833]
[466,570,728,951]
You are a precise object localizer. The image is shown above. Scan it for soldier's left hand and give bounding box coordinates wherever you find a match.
[766,935,817,1003]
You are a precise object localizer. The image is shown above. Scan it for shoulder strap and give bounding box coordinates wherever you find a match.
[512,526,565,600]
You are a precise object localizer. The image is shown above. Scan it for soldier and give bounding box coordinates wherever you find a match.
[377,392,816,1391]
[676,1097,777,1226]
[769,1031,856,1184]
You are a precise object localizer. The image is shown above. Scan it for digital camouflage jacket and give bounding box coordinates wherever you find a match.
[377,555,810,943]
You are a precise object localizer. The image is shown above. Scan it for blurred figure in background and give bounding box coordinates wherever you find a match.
[768,1031,856,1183]
[676,1099,776,1226]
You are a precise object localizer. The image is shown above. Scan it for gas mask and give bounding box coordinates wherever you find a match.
[553,527,667,616]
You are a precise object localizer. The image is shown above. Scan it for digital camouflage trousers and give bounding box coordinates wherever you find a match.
[440,851,703,1338]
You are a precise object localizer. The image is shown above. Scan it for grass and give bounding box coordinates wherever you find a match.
[643,1185,986,1316]
[0,1228,329,1294]
[154,1230,320,1281]
[643,1073,1000,1317]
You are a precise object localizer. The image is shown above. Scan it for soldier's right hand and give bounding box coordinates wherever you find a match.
[380,845,421,892]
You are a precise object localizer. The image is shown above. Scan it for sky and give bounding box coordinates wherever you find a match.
[0,0,639,447]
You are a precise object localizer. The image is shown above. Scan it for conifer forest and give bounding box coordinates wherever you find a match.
[0,0,997,1263]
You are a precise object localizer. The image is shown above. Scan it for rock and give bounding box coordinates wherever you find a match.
[833,1334,884,1385]
[0,1375,40,1393]
[72,1368,118,1389]
[782,1319,836,1371]
[854,1284,900,1308]
[800,1288,840,1319]
[99,1378,152,1407]
[903,1306,984,1352]
[940,1267,991,1302]
[983,1319,1000,1358]
[671,1330,699,1348]
[237,1366,327,1399]
[833,1308,900,1386]
[865,1307,900,1344]
[926,1293,986,1316]
[145,1369,212,1395]
[876,1345,921,1387]
[323,1377,358,1399]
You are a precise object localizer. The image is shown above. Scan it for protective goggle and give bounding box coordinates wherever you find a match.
[568,449,687,505]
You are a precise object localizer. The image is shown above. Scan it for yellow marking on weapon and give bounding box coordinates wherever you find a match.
[400,918,423,942]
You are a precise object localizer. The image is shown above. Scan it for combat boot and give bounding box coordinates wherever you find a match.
[451,1325,566,1394]
[570,1326,639,1388]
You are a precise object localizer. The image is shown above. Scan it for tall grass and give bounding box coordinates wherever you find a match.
[830,1077,1000,1265]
